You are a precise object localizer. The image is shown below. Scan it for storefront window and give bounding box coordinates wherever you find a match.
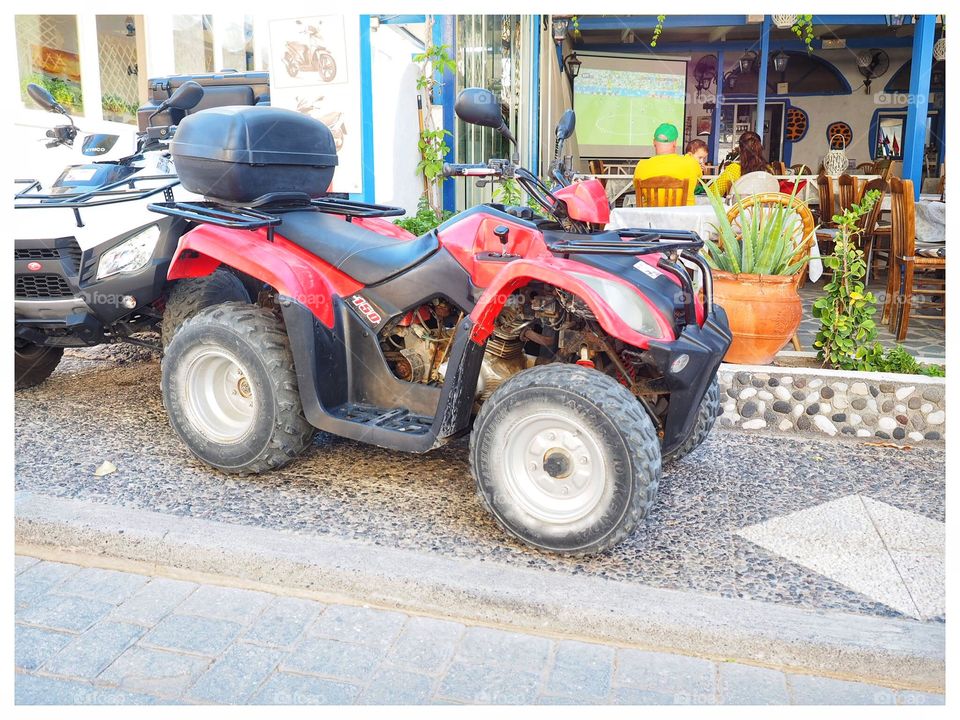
[455,15,523,207]
[174,15,215,74]
[220,15,256,71]
[15,14,84,114]
[96,15,143,124]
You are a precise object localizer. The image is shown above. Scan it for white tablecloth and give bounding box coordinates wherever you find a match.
[607,205,718,240]
[916,200,945,244]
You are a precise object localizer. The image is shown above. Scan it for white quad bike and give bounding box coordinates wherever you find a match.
[14,81,257,389]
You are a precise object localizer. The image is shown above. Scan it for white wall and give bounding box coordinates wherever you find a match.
[787,48,912,170]
[370,25,423,213]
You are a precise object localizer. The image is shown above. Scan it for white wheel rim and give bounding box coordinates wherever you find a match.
[180,346,257,444]
[502,412,607,524]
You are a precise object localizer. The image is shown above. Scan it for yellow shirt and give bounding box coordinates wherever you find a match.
[712,161,742,197]
[633,153,702,206]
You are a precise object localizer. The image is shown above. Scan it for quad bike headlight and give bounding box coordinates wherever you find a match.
[97,225,161,280]
[570,272,663,338]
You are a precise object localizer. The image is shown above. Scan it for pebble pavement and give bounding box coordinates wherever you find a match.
[14,557,945,706]
[15,351,945,622]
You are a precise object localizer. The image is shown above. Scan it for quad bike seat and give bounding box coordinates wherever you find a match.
[278,211,438,285]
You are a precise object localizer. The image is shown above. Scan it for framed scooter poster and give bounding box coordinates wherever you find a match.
[268,15,363,195]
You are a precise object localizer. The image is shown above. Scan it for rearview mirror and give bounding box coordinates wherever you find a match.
[455,88,514,144]
[166,81,204,111]
[27,83,64,114]
[556,110,576,141]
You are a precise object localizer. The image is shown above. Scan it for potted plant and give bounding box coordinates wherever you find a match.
[701,183,813,364]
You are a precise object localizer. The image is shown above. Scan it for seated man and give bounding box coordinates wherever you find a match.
[633,123,702,206]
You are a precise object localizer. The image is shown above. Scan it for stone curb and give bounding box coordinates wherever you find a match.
[15,492,944,692]
[717,362,945,445]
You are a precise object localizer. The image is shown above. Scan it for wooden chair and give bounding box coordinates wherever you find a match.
[853,178,890,285]
[725,193,816,350]
[588,159,608,189]
[837,173,861,213]
[882,177,946,340]
[856,161,876,174]
[790,163,811,176]
[635,175,688,207]
[861,178,892,282]
[816,172,836,228]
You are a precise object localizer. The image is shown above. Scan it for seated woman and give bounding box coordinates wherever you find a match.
[712,131,776,197]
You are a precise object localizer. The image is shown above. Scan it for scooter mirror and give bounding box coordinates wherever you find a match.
[556,110,576,142]
[27,83,64,114]
[166,81,204,111]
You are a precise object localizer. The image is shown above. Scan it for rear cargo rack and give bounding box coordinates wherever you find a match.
[15,174,180,228]
[148,196,406,242]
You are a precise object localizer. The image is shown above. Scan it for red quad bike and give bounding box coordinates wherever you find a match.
[149,88,732,555]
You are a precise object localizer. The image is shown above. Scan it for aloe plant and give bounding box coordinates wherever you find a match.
[700,181,814,276]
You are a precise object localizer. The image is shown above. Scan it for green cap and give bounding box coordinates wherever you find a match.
[653,123,679,142]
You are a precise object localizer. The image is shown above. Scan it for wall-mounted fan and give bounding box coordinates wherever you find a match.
[694,55,718,98]
[857,48,890,93]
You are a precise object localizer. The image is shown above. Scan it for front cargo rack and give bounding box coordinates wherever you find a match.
[148,194,407,242]
[546,227,713,320]
[15,174,180,228]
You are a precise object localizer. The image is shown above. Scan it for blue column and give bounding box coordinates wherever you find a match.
[439,16,457,213]
[358,15,375,203]
[530,16,541,177]
[709,46,724,166]
[903,15,936,200]
[755,16,770,138]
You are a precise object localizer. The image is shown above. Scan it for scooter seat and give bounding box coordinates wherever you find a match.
[277,211,438,285]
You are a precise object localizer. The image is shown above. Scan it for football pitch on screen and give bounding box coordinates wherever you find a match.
[576,93,686,146]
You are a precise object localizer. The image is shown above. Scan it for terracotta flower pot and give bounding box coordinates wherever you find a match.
[711,270,803,365]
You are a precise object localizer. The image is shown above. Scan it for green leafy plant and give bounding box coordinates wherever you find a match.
[811,189,945,375]
[650,15,666,47]
[101,93,139,120]
[412,40,458,216]
[812,190,884,369]
[492,178,523,205]
[700,182,812,276]
[791,15,815,53]
[570,16,581,39]
[416,127,451,187]
[393,195,453,236]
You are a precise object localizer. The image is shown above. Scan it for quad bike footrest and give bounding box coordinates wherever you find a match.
[334,403,433,434]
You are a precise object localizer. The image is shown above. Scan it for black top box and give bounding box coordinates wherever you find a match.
[171,106,339,205]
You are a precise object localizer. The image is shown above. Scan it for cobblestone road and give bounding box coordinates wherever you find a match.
[15,353,945,621]
[14,557,944,706]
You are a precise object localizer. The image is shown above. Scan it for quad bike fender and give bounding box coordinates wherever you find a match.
[167,224,363,327]
[468,257,676,348]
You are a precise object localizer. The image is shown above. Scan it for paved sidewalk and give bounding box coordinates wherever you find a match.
[15,557,944,705]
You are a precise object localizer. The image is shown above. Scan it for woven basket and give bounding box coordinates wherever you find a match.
[823,134,848,177]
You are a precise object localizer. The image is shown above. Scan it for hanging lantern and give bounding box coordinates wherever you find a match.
[934,37,946,61]
[771,15,798,30]
[563,53,582,80]
[772,50,789,73]
[887,15,905,26]
[738,51,756,73]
